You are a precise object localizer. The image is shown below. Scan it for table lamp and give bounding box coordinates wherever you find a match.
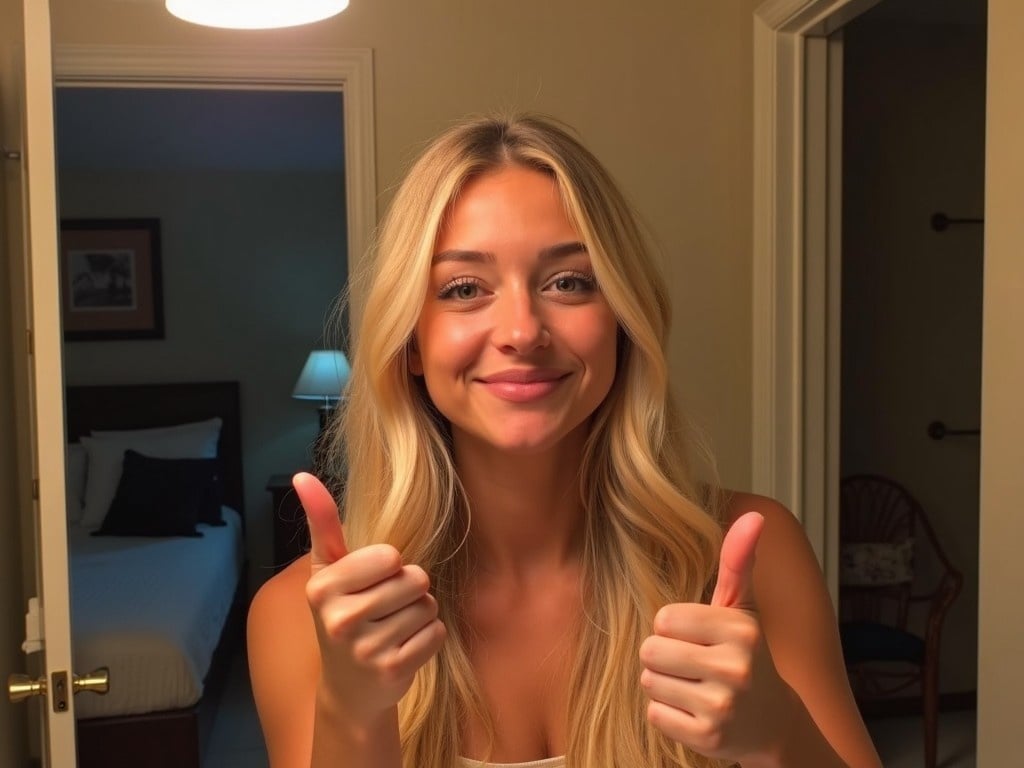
[292,349,351,433]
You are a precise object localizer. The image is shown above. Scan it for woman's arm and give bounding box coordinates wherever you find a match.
[729,492,881,768]
[247,557,322,768]
[247,474,444,768]
[640,497,881,767]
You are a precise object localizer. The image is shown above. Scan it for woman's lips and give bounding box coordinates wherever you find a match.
[477,369,569,403]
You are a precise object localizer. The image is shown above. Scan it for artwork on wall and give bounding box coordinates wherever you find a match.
[59,218,164,341]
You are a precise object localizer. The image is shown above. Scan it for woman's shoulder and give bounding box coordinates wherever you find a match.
[716,488,817,576]
[249,554,315,632]
[718,488,795,527]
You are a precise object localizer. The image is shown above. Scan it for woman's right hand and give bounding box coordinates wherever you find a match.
[294,472,447,726]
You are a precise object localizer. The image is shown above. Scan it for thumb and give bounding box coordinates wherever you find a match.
[292,472,348,572]
[710,511,765,610]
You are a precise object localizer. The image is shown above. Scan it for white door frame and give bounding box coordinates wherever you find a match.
[52,45,377,325]
[751,0,881,604]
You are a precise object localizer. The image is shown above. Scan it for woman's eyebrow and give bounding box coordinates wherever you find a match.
[540,241,588,259]
[431,249,494,265]
[431,241,587,265]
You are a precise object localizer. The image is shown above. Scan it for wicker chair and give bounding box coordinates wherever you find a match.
[838,474,963,768]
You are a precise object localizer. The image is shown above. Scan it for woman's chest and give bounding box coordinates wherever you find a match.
[461,580,580,762]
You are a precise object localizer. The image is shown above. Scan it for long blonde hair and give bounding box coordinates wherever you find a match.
[328,114,726,768]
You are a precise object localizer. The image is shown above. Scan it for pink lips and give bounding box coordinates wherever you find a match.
[477,368,568,403]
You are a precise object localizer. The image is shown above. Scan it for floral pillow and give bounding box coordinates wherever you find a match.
[840,538,914,586]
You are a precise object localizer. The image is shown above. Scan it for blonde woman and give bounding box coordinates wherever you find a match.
[247,114,881,768]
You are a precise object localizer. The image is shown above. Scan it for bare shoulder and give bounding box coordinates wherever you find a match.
[719,488,800,530]
[247,554,320,768]
[718,489,882,767]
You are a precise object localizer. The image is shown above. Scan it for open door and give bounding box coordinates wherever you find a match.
[2,0,104,763]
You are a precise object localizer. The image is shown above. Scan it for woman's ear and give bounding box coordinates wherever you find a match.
[408,336,423,376]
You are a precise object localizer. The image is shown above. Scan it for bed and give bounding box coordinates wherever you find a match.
[64,381,248,768]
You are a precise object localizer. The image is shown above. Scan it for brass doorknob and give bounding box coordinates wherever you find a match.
[74,668,109,696]
[7,673,45,703]
[8,667,110,704]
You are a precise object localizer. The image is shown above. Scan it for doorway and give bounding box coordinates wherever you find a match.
[837,1,985,764]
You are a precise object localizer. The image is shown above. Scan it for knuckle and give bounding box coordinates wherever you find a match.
[321,603,363,639]
[404,564,431,591]
[638,635,658,666]
[639,668,656,693]
[370,544,403,573]
[652,605,676,635]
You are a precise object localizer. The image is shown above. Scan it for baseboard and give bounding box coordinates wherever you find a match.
[860,690,977,718]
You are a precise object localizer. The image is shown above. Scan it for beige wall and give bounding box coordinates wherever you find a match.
[840,20,984,696]
[49,0,759,490]
[977,0,1024,761]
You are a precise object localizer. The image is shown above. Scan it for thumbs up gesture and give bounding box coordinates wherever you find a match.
[295,473,447,724]
[639,512,790,762]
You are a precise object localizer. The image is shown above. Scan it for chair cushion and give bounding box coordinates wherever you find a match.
[839,621,925,665]
[840,539,914,586]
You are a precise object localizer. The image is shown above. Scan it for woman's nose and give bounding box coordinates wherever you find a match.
[491,289,550,354]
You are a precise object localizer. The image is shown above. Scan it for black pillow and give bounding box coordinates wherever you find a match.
[93,450,218,538]
[199,473,226,527]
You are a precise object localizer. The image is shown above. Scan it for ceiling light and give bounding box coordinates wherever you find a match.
[165,0,349,30]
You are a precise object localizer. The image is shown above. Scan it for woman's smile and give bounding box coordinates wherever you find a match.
[476,368,571,403]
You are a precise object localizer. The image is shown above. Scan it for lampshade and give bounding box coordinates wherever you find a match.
[292,350,350,404]
[166,0,349,30]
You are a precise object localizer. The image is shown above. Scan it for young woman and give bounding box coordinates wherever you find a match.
[247,114,881,768]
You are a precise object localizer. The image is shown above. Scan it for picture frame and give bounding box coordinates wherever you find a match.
[60,218,165,341]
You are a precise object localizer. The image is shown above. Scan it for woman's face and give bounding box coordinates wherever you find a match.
[410,164,619,455]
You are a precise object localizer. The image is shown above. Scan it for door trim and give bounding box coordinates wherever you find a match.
[751,0,880,591]
[52,45,377,327]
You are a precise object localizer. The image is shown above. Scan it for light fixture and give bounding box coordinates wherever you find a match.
[165,0,349,30]
[292,350,351,432]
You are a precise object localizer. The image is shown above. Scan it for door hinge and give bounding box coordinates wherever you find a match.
[26,328,33,355]
[32,478,39,500]
[22,597,42,654]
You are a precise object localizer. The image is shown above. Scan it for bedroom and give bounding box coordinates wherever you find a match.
[2,0,1023,766]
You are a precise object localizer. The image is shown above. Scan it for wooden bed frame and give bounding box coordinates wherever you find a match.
[65,381,248,768]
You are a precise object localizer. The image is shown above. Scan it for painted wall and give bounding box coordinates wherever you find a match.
[48,0,759,492]
[59,168,347,583]
[840,19,984,695]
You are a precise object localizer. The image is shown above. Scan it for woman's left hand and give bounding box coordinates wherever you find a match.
[639,512,796,764]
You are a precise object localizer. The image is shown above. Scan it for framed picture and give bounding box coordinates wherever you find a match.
[60,218,164,341]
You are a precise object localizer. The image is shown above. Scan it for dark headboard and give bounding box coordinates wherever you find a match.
[65,381,245,518]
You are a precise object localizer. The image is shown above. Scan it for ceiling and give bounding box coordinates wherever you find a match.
[56,87,345,172]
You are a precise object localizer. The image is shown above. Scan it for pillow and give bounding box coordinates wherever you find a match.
[840,539,914,587]
[91,417,222,442]
[80,422,221,529]
[66,443,87,524]
[93,450,218,538]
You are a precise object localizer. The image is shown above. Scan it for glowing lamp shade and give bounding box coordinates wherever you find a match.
[293,350,351,433]
[166,0,349,30]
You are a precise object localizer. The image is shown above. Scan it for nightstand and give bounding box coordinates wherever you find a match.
[266,474,309,572]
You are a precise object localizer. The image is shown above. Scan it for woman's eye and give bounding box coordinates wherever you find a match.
[438,278,481,300]
[548,272,596,294]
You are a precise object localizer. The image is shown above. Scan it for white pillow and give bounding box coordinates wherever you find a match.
[91,417,222,441]
[66,443,87,524]
[79,421,222,529]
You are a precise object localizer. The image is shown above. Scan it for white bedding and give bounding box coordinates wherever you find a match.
[68,508,244,719]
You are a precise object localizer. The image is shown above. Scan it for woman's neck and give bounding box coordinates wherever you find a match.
[452,429,587,579]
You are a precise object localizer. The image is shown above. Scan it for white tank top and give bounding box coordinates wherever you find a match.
[459,758,566,768]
